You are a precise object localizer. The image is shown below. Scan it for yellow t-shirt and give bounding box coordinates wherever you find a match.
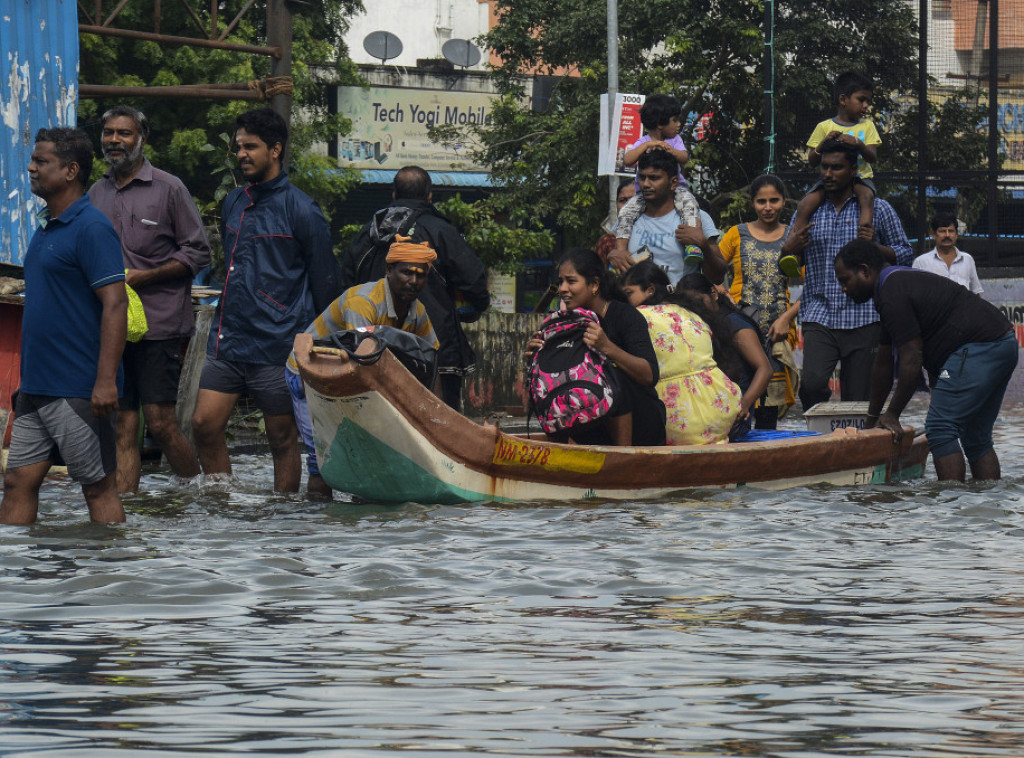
[807,118,881,178]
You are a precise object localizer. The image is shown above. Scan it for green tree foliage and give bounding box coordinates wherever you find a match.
[78,1,363,226]
[882,86,994,227]
[434,195,554,273]
[437,0,969,252]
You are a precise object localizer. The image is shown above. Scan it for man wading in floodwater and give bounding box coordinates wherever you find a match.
[190,108,341,494]
[1,128,128,525]
[834,238,1017,482]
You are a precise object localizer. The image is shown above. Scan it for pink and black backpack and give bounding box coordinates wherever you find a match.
[527,308,620,435]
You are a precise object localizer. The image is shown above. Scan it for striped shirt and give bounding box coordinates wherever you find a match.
[286,278,438,373]
[791,195,912,330]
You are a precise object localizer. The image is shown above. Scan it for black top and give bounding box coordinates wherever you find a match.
[573,300,666,447]
[723,311,759,394]
[875,267,1011,376]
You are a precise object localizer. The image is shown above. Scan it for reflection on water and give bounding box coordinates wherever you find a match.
[3,402,1024,755]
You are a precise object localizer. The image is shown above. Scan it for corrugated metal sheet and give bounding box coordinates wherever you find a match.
[0,299,22,429]
[1,0,79,266]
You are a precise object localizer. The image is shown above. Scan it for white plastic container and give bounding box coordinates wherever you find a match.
[804,401,872,433]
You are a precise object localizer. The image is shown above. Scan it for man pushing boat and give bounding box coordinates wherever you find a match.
[834,238,1017,483]
[286,236,441,498]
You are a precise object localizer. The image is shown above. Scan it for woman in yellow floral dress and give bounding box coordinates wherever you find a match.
[621,262,741,445]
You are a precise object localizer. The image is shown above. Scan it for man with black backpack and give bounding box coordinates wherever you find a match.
[341,166,490,412]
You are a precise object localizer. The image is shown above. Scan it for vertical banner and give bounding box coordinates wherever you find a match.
[597,93,646,176]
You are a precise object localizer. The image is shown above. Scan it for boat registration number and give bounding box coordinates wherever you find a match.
[492,437,605,473]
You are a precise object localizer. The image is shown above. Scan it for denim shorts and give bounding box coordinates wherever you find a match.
[925,332,1018,462]
[285,369,320,476]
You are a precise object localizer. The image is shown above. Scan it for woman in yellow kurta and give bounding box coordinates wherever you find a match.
[718,174,800,428]
[622,262,741,445]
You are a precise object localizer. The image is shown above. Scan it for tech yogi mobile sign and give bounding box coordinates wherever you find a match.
[336,86,496,172]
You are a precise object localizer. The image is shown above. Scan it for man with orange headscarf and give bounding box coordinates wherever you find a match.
[341,166,490,411]
[286,236,441,497]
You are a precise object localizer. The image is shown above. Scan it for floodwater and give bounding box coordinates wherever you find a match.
[3,400,1024,757]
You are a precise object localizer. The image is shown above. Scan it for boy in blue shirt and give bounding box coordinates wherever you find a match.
[780,72,881,278]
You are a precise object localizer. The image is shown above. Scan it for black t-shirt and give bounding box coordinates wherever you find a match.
[875,267,1011,375]
[724,311,760,394]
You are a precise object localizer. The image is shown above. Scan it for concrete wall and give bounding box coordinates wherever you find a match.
[463,311,543,414]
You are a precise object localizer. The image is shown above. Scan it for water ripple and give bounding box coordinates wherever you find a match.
[3,419,1024,755]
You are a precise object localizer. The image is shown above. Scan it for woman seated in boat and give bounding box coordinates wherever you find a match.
[620,261,742,445]
[526,248,666,447]
[674,273,773,441]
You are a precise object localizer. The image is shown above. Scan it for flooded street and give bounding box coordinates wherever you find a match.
[3,400,1024,756]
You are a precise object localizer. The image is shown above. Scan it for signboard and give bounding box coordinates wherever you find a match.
[336,86,497,172]
[998,92,1024,171]
[598,93,646,176]
[486,270,516,314]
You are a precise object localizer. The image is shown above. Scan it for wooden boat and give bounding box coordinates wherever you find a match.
[294,333,930,504]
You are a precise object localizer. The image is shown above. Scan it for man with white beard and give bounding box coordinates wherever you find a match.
[89,105,211,493]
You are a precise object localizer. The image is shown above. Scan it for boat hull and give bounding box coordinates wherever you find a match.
[295,334,930,504]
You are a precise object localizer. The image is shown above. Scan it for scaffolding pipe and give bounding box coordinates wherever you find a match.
[266,0,295,165]
[79,24,280,57]
[80,84,264,101]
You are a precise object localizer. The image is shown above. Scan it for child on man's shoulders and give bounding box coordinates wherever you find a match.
[779,71,882,279]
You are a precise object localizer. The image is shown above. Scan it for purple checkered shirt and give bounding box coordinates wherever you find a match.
[789,195,912,330]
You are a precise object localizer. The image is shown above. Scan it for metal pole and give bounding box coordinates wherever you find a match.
[917,0,929,255]
[267,0,295,166]
[79,83,263,101]
[607,0,618,220]
[987,0,999,263]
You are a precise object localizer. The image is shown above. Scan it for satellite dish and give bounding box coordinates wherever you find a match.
[363,31,403,64]
[442,38,482,69]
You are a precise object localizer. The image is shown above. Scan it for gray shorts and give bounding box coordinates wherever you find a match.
[7,394,117,485]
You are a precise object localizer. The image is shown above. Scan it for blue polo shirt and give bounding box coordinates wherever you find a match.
[22,195,125,398]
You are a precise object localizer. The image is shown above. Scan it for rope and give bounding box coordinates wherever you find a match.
[247,76,294,101]
[763,0,776,175]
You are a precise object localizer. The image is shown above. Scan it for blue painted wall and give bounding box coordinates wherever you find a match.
[1,0,79,266]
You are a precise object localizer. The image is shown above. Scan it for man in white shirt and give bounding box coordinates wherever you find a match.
[912,213,983,294]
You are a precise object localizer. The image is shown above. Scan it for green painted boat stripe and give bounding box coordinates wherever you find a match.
[321,418,509,504]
